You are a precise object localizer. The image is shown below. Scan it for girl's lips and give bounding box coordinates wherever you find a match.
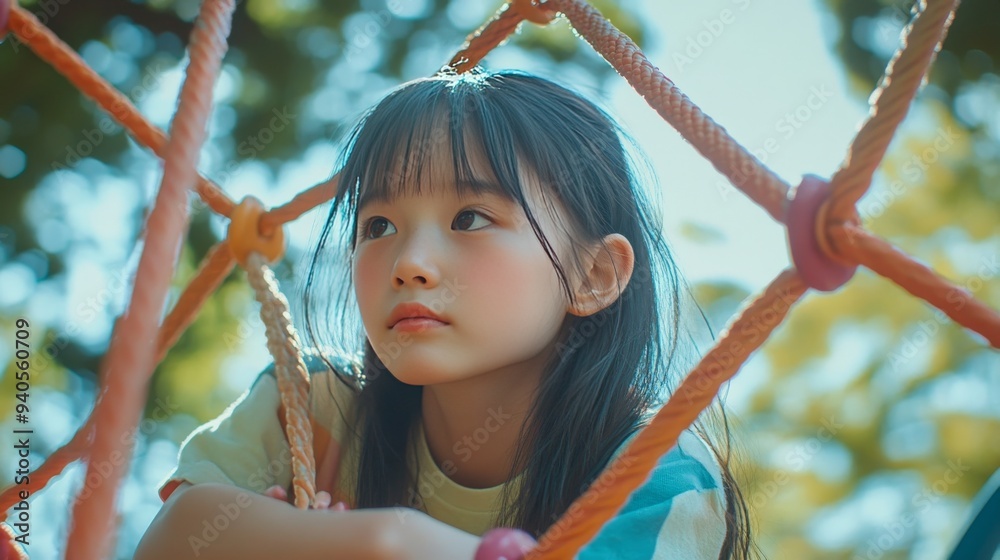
[391,318,448,333]
[387,302,448,327]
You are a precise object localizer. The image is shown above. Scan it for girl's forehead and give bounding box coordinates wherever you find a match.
[357,137,507,208]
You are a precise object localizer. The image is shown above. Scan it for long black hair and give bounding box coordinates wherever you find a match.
[303,69,753,557]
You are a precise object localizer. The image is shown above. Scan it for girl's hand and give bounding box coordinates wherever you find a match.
[262,484,348,511]
[385,507,481,560]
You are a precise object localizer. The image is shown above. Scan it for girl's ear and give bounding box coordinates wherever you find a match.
[568,233,635,317]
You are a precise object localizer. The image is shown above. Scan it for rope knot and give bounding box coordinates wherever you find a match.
[227,196,285,266]
[512,0,556,25]
[785,175,858,292]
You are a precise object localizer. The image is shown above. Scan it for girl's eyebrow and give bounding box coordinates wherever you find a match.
[357,179,515,212]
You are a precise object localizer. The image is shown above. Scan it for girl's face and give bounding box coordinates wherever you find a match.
[351,143,578,387]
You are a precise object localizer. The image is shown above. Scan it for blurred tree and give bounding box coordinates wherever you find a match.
[696,0,1000,558]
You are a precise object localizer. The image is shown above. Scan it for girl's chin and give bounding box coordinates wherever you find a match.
[387,364,474,387]
[380,356,441,384]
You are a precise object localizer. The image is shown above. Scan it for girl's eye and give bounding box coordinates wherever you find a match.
[359,209,491,240]
[360,217,396,240]
[453,209,491,231]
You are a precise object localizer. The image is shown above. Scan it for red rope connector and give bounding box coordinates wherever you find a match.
[0,0,10,42]
[512,0,556,25]
[786,174,857,292]
[227,196,285,266]
[0,523,27,560]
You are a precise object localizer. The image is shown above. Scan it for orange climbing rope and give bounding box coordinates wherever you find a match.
[5,7,236,218]
[63,0,237,556]
[0,0,997,558]
[827,0,958,219]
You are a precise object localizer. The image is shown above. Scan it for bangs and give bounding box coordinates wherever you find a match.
[336,75,528,241]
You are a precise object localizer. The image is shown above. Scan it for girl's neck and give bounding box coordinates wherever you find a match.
[419,350,550,489]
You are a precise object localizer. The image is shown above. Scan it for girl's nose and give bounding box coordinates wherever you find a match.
[392,228,443,289]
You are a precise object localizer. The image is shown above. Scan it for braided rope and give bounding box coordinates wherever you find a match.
[828,0,960,221]
[64,0,236,555]
[245,252,317,509]
[7,6,236,217]
[548,0,791,223]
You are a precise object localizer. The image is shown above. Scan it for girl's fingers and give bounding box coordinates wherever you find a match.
[266,485,348,511]
[314,491,331,510]
[263,485,288,501]
[301,488,349,511]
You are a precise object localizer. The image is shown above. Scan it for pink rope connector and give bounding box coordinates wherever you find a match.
[786,174,858,292]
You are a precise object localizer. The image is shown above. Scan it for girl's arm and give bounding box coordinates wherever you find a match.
[259,484,483,560]
[134,482,395,560]
[137,482,483,560]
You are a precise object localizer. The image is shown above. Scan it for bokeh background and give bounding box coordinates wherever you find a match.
[1,0,998,558]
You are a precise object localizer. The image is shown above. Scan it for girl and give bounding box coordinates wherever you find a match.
[137,70,752,559]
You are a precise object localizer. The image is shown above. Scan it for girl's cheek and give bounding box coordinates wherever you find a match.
[352,250,384,312]
[459,245,537,301]
[353,244,384,282]
[464,250,516,287]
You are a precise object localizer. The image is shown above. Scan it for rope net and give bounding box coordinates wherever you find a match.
[0,0,996,558]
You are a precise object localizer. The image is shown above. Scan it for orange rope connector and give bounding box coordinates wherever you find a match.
[513,0,557,25]
[227,196,286,266]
